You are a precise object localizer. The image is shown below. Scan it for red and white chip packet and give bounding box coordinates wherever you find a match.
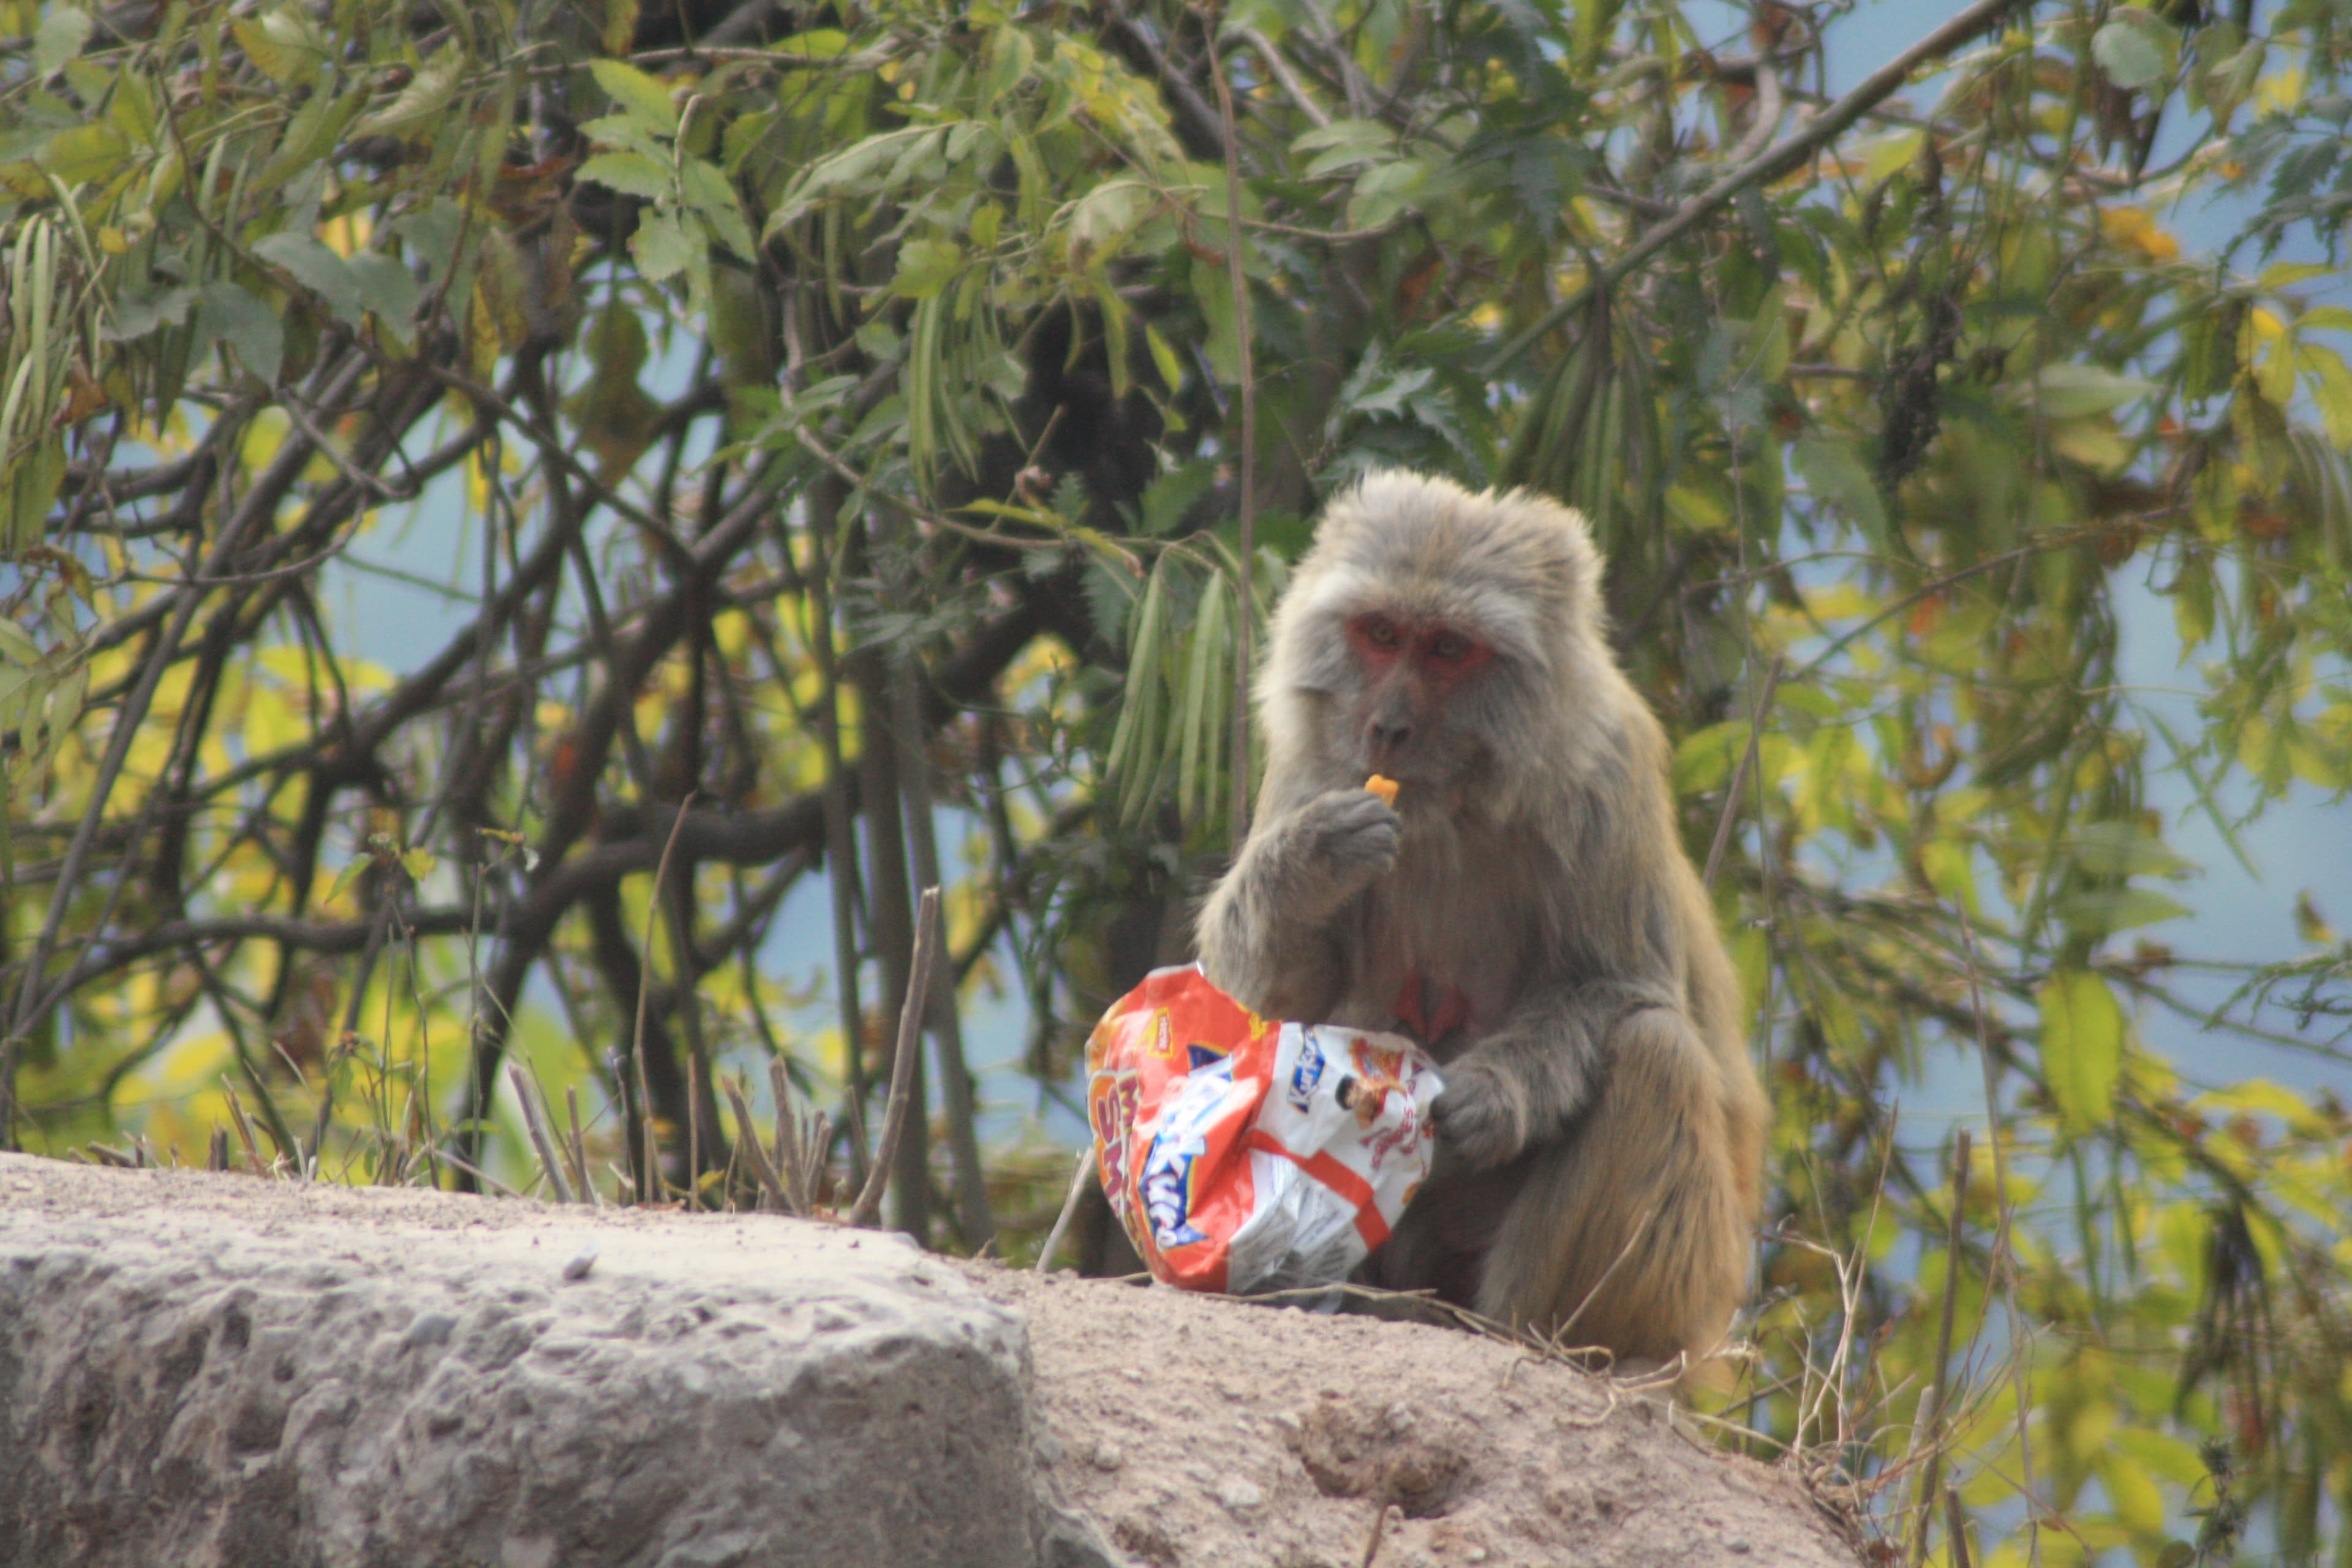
[1085,965,1444,1295]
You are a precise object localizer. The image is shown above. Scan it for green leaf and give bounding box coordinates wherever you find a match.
[679,159,755,259]
[37,123,129,184]
[389,199,465,285]
[2032,363,2158,418]
[1297,118,1396,178]
[195,281,284,383]
[2056,887,2195,937]
[1066,179,1152,262]
[1673,719,1748,796]
[1861,130,1925,186]
[350,45,465,140]
[1144,322,1184,396]
[2300,341,2352,450]
[1139,460,1213,537]
[1176,572,1226,822]
[1347,157,1431,230]
[346,254,422,330]
[2171,552,2215,648]
[891,236,962,300]
[2065,821,2196,879]
[231,8,331,88]
[254,232,363,328]
[1193,255,1241,385]
[260,81,371,188]
[767,126,941,233]
[630,213,696,281]
[0,619,40,666]
[590,58,679,134]
[100,285,198,342]
[1792,432,1887,535]
[2039,969,2125,1134]
[33,7,93,78]
[2092,12,2177,91]
[577,151,672,200]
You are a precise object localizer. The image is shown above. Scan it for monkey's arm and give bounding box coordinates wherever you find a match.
[1197,788,1400,1021]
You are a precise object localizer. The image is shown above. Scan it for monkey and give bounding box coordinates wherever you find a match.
[1196,470,1768,1371]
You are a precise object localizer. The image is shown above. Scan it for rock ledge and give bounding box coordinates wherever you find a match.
[1,1154,1863,1568]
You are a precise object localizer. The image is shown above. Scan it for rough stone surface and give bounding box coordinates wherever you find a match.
[1,1155,1869,1568]
[0,1154,1107,1568]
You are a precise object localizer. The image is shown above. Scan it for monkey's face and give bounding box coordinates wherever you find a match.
[1341,609,1495,785]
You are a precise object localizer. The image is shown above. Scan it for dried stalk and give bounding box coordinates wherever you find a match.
[891,655,995,1250]
[726,1077,791,1213]
[633,793,698,1202]
[769,1056,810,1214]
[1035,1147,1096,1275]
[564,1085,599,1207]
[1910,1126,1971,1565]
[508,1063,576,1204]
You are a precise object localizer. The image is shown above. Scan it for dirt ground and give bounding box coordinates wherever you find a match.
[1,1156,1867,1568]
[979,1263,1866,1568]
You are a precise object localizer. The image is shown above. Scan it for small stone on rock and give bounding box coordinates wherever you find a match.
[1090,1441,1125,1472]
[1213,1476,1265,1516]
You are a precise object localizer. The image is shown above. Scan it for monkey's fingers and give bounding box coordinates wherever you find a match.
[1363,774,1400,807]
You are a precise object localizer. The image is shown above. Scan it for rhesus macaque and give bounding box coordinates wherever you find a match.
[1198,472,1767,1369]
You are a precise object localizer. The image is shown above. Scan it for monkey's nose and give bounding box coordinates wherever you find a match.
[1370,718,1412,758]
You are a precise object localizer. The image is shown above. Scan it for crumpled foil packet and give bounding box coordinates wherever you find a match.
[1085,965,1444,1295]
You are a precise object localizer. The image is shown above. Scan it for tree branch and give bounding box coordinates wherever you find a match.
[1484,0,2022,374]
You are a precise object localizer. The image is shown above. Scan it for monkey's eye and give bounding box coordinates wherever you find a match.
[1425,630,1474,663]
[1359,617,1403,649]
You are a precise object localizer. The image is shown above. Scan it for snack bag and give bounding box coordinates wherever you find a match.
[1085,965,1444,1295]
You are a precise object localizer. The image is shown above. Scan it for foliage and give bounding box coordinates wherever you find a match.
[3,0,2351,1561]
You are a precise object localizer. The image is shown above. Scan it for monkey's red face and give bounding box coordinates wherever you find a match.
[1344,612,1494,777]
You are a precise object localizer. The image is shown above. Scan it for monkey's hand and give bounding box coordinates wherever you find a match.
[1199,789,1400,1021]
[1428,1058,1529,1172]
[1426,990,1654,1170]
[1276,788,1403,914]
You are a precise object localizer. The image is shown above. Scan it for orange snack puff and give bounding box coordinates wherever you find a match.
[1086,965,1442,1295]
[1363,774,1400,806]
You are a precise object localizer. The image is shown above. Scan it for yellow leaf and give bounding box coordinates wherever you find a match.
[601,0,638,55]
[2040,969,2125,1134]
[2100,206,2180,261]
[1863,130,1924,186]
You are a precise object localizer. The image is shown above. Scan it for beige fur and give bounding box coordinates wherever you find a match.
[1197,471,1768,1371]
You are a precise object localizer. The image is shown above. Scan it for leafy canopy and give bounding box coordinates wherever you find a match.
[2,0,2351,1561]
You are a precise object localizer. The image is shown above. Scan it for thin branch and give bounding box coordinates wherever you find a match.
[848,886,941,1231]
[1036,1148,1096,1274]
[1208,6,1259,850]
[1238,28,1330,129]
[631,792,698,1200]
[1704,657,1786,891]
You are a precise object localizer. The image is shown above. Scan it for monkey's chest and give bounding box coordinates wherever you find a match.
[1344,887,1528,1057]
